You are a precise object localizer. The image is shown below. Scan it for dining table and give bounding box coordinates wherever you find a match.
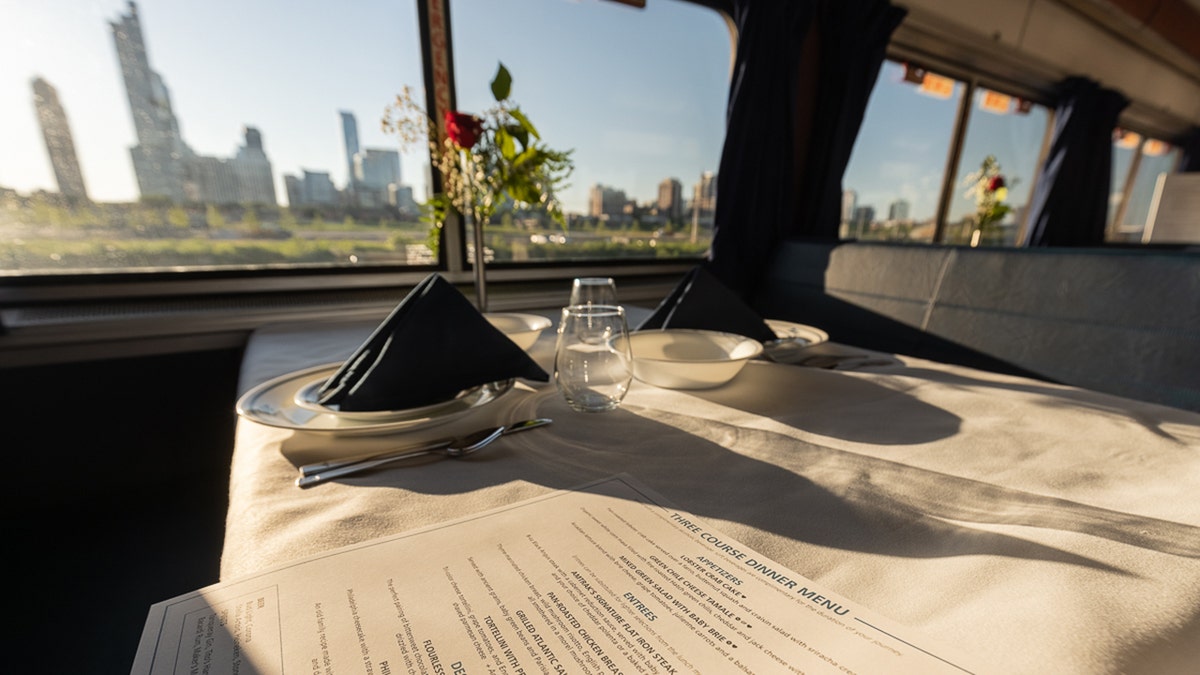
[221,307,1200,675]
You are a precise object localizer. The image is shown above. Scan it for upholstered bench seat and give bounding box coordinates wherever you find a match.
[755,241,1200,411]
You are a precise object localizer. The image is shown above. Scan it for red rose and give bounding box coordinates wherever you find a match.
[444,111,483,149]
[988,175,1006,191]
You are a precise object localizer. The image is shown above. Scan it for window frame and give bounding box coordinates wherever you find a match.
[2,0,727,320]
[1106,133,1185,243]
[886,30,1193,249]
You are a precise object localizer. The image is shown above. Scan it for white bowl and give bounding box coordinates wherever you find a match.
[622,329,763,389]
[485,312,553,350]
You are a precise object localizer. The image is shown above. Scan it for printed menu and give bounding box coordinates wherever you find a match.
[132,475,982,674]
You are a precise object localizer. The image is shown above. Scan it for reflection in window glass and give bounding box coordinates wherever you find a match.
[843,62,962,243]
[945,88,1048,247]
[1108,134,1181,242]
[1109,129,1141,231]
[449,0,729,263]
[2,0,431,275]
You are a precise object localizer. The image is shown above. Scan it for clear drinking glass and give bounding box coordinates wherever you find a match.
[554,305,632,413]
[569,277,618,307]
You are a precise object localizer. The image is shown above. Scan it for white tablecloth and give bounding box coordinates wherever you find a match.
[223,315,1200,675]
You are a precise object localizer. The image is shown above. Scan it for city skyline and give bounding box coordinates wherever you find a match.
[2,0,731,217]
[4,1,1086,230]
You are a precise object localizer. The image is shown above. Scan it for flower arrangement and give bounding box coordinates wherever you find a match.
[382,63,573,251]
[963,155,1015,236]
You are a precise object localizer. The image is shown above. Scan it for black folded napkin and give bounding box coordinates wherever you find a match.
[637,265,778,342]
[316,274,548,411]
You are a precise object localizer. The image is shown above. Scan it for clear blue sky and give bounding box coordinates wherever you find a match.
[1,0,731,215]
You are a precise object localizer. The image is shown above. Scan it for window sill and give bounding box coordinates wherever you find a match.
[0,263,690,368]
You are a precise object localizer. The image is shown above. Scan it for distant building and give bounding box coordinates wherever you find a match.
[340,110,412,209]
[340,111,360,194]
[189,156,240,204]
[31,77,89,202]
[852,205,875,233]
[111,2,277,205]
[110,1,190,202]
[187,127,276,205]
[690,171,717,237]
[693,171,717,214]
[353,148,401,208]
[842,190,857,225]
[888,198,910,221]
[389,183,417,213]
[233,126,277,205]
[372,149,399,189]
[657,178,682,220]
[589,184,628,218]
[284,170,338,207]
[283,175,302,208]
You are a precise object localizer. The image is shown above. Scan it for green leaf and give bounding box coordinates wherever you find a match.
[509,181,540,204]
[509,108,540,139]
[495,126,516,160]
[491,63,512,101]
[509,147,538,175]
[505,124,529,150]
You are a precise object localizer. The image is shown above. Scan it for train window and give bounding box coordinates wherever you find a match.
[3,1,432,276]
[843,61,1050,247]
[944,88,1049,247]
[841,61,963,243]
[448,0,729,263]
[1107,132,1182,243]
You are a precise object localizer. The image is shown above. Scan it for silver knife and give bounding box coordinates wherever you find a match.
[297,418,552,478]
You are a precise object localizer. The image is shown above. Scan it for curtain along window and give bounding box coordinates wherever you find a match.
[1023,77,1129,247]
[705,0,905,298]
[1180,126,1200,173]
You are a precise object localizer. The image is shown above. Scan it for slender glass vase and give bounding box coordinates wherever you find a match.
[460,151,488,311]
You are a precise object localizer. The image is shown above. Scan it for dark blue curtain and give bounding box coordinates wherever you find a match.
[1180,126,1200,172]
[706,0,905,298]
[1024,77,1129,247]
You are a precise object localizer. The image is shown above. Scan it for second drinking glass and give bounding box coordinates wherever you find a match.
[569,277,618,307]
[554,304,632,413]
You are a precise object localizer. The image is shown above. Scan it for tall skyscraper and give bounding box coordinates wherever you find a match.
[110,1,189,202]
[657,178,682,221]
[888,198,911,221]
[340,111,361,192]
[31,77,89,202]
[110,2,277,206]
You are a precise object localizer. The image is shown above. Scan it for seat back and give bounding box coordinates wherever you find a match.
[755,240,1200,411]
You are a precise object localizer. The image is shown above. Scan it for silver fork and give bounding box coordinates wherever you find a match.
[295,418,552,488]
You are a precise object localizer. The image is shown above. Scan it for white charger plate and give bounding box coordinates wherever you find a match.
[762,319,829,362]
[236,363,513,436]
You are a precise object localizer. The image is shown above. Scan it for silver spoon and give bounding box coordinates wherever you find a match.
[295,419,549,488]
